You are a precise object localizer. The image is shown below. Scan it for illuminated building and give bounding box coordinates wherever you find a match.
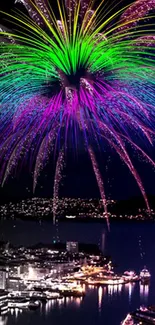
[9,266,21,278]
[0,269,8,290]
[66,242,78,253]
[0,290,8,315]
[6,277,25,292]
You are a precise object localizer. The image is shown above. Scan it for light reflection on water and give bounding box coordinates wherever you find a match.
[107,283,123,297]
[44,295,82,314]
[0,281,151,325]
[125,282,135,303]
[0,317,8,325]
[1,282,148,325]
[139,283,150,305]
[98,286,103,311]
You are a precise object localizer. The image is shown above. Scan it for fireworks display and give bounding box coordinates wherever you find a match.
[0,0,155,225]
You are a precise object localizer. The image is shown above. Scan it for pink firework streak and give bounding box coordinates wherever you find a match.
[118,0,155,32]
[53,148,65,225]
[88,146,110,230]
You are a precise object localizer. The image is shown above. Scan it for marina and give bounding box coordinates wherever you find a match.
[0,220,154,324]
[0,234,151,319]
[0,264,147,316]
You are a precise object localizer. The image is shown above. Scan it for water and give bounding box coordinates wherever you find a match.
[0,219,155,325]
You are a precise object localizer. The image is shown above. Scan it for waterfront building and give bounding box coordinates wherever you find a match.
[6,277,26,292]
[66,242,78,253]
[0,290,8,315]
[9,266,21,278]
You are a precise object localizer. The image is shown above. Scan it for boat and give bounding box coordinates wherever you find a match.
[66,215,76,219]
[140,267,151,284]
[124,271,136,277]
[60,290,85,297]
[148,305,155,312]
[30,295,47,303]
[123,271,139,282]
[87,277,126,285]
[44,291,61,299]
[121,313,134,324]
[8,299,29,309]
[33,297,47,303]
[29,290,48,302]
[29,301,40,310]
[131,308,155,324]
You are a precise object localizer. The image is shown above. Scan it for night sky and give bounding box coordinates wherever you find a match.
[0,0,155,202]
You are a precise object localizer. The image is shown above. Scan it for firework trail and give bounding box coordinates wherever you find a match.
[33,127,58,193]
[53,148,65,225]
[33,134,54,193]
[88,146,110,230]
[0,0,155,223]
[2,134,33,187]
[118,0,155,33]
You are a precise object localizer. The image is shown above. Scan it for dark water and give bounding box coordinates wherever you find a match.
[0,219,155,325]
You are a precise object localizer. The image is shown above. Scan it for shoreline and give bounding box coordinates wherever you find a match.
[0,216,154,223]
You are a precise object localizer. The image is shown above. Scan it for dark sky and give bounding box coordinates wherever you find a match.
[0,143,155,202]
[0,0,155,202]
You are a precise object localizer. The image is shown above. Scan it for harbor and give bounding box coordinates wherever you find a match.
[0,240,151,318]
[0,220,154,324]
[0,261,150,316]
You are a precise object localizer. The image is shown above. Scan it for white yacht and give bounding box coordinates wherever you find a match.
[8,299,29,309]
[140,267,151,283]
[66,216,76,219]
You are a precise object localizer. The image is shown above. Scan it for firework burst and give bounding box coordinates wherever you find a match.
[0,0,155,225]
